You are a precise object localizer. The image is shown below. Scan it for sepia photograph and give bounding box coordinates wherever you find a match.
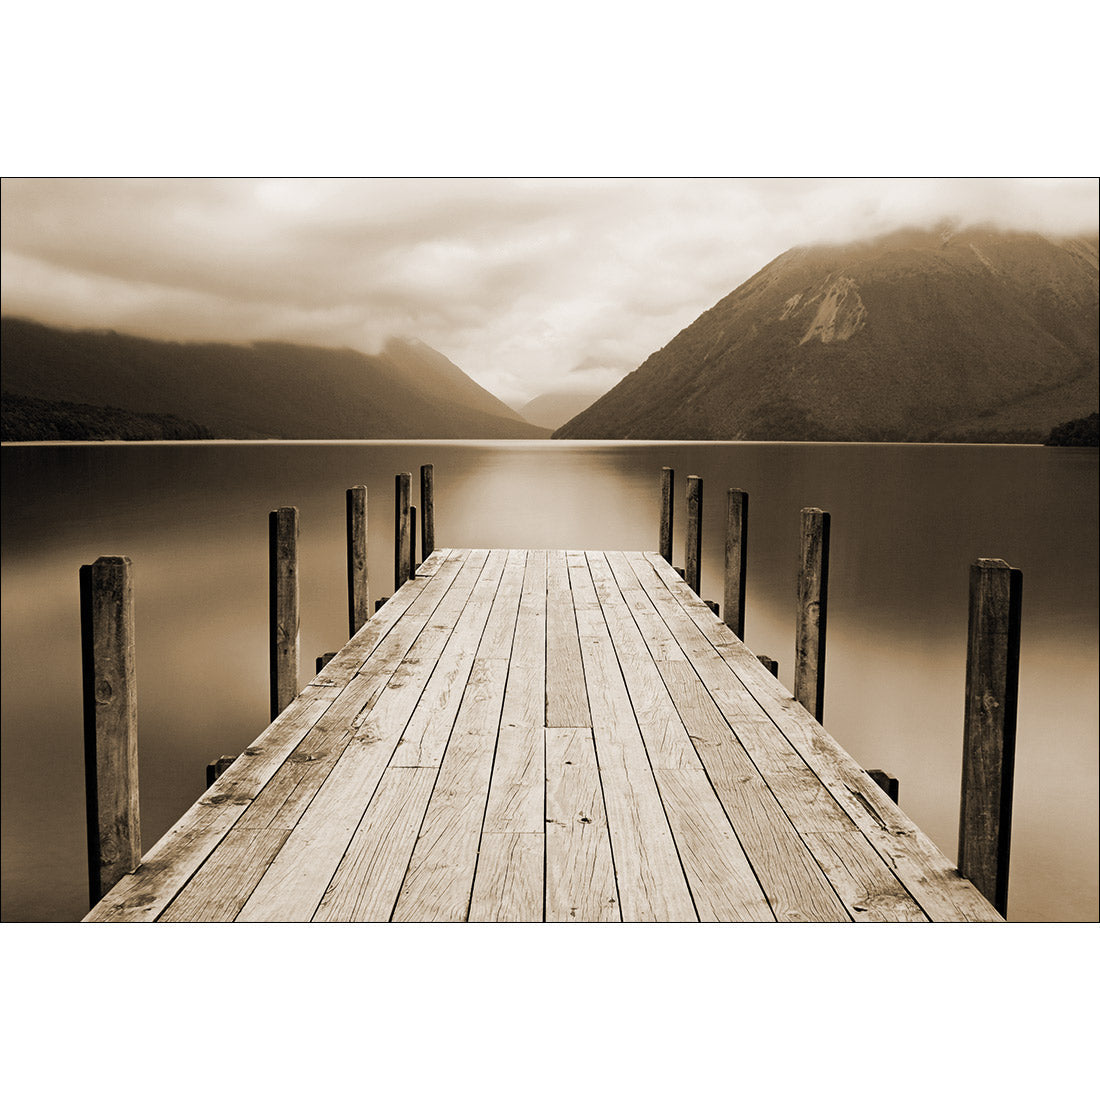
[1,4,1096,1095]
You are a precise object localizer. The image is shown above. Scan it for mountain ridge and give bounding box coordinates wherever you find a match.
[0,318,549,441]
[554,226,1099,442]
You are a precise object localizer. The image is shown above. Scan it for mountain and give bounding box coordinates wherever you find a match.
[554,226,1099,442]
[0,318,548,441]
[518,389,607,431]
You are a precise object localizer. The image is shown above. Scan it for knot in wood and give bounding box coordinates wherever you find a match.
[95,677,114,704]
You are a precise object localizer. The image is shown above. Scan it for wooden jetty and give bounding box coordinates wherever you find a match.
[83,531,1006,921]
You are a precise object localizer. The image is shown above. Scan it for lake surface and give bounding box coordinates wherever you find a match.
[2,440,1096,922]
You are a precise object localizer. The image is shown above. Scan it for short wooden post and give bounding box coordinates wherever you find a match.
[206,755,237,787]
[659,467,674,564]
[409,504,418,579]
[394,472,411,590]
[794,507,829,722]
[685,475,702,595]
[316,652,337,673]
[757,655,779,677]
[867,769,899,804]
[346,485,369,636]
[80,555,141,906]
[958,558,1022,917]
[421,463,435,559]
[270,506,300,722]
[723,488,748,640]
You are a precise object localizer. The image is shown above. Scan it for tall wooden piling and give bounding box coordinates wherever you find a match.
[395,472,411,590]
[724,488,748,640]
[685,475,703,595]
[421,463,435,559]
[409,505,418,579]
[794,507,829,722]
[270,506,300,721]
[958,558,1022,917]
[346,485,369,636]
[80,555,140,906]
[659,467,674,564]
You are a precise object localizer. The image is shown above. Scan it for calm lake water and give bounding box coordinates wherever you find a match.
[2,440,1096,922]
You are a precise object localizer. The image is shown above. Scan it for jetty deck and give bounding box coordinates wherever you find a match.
[84,548,1001,922]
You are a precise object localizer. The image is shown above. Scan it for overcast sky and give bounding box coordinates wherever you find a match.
[2,177,1096,408]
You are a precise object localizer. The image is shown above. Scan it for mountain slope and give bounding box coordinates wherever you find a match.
[554,226,1099,442]
[518,389,607,431]
[0,319,548,440]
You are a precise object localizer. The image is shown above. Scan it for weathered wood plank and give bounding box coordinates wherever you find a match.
[392,657,512,921]
[420,464,435,558]
[159,828,290,922]
[545,727,619,922]
[468,833,543,922]
[642,550,1002,922]
[394,472,411,590]
[312,766,438,922]
[546,550,590,727]
[234,554,495,920]
[82,550,458,922]
[568,552,697,921]
[685,474,702,595]
[659,466,674,564]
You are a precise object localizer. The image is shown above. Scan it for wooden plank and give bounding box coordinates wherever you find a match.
[83,550,459,922]
[80,555,141,906]
[545,727,620,922]
[392,657,512,921]
[468,833,543,922]
[390,550,505,767]
[312,766,438,922]
[159,828,290,922]
[234,554,496,921]
[629,552,903,921]
[568,552,696,921]
[642,550,1002,922]
[959,558,1022,917]
[235,550,480,831]
[655,767,775,921]
[545,550,590,727]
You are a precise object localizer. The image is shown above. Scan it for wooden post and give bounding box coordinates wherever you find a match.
[346,485,369,636]
[409,504,417,579]
[270,506,299,722]
[80,555,140,906]
[316,652,337,673]
[958,558,1022,917]
[757,655,779,677]
[794,507,829,722]
[394,472,411,590]
[659,467,674,564]
[724,488,748,640]
[867,769,899,804]
[421,463,435,559]
[685,475,702,595]
[206,755,237,787]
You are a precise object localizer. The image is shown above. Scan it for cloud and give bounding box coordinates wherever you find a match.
[2,177,1097,405]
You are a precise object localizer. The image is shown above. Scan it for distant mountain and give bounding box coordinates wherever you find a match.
[554,226,1099,442]
[0,318,549,441]
[518,389,607,431]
